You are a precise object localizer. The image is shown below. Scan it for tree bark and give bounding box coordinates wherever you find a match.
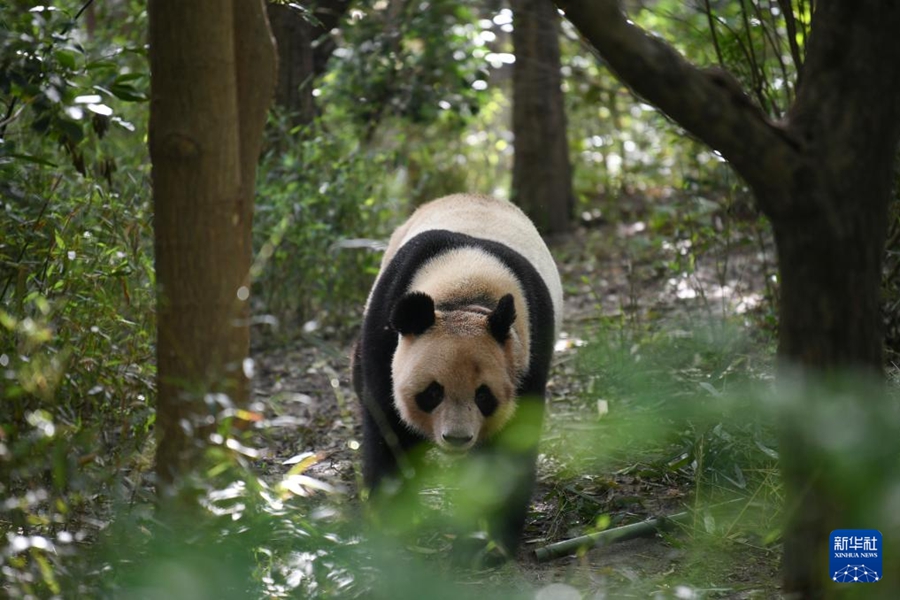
[310,0,354,76]
[235,0,278,387]
[511,0,574,235]
[773,211,887,595]
[554,1,900,596]
[149,0,275,491]
[267,2,316,125]
[266,0,352,127]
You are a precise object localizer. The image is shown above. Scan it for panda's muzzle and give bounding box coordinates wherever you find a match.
[434,399,482,452]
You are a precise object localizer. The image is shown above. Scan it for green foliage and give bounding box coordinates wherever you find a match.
[562,0,802,232]
[0,2,148,177]
[252,2,515,331]
[314,0,511,206]
[325,0,489,134]
[1,2,153,596]
[58,426,534,599]
[252,115,398,335]
[635,0,806,117]
[560,1,785,330]
[556,321,778,484]
[66,445,360,598]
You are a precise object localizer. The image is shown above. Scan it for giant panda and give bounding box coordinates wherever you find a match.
[352,193,562,558]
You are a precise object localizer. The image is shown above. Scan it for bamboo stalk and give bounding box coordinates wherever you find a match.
[533,499,744,562]
[533,511,687,562]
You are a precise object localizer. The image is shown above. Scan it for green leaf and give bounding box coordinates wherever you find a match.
[0,153,58,167]
[54,49,77,70]
[55,118,84,144]
[108,82,147,102]
[698,381,721,397]
[0,310,17,330]
[113,72,146,84]
[84,60,118,71]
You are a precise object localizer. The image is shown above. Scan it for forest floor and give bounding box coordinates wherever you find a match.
[251,206,782,599]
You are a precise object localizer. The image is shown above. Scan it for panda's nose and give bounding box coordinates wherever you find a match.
[442,432,474,447]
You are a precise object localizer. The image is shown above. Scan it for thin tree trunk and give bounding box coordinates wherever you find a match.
[149,0,275,492]
[266,0,352,127]
[267,2,316,125]
[311,0,354,75]
[511,0,574,235]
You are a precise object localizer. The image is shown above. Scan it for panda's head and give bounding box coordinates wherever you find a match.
[390,291,521,452]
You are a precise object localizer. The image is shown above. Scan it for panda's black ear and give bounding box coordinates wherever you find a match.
[488,294,516,343]
[390,291,436,335]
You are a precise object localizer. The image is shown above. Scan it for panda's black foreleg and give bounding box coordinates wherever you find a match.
[445,445,537,566]
[353,340,418,491]
[360,406,396,490]
[359,400,421,491]
[483,447,539,559]
[501,452,538,554]
[360,400,432,540]
[451,397,544,563]
[486,394,545,559]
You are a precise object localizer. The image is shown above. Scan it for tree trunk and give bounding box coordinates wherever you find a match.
[310,0,354,77]
[770,4,899,588]
[267,2,316,125]
[772,207,887,595]
[774,214,886,372]
[148,0,275,492]
[266,0,352,127]
[511,0,574,235]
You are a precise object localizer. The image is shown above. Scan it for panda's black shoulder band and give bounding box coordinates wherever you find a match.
[363,229,554,397]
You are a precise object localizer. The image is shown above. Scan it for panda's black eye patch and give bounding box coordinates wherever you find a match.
[415,382,444,413]
[474,385,498,417]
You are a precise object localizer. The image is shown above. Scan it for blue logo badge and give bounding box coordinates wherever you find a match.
[830,529,882,583]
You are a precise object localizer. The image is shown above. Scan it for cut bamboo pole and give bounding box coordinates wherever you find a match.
[533,499,743,562]
[533,511,688,562]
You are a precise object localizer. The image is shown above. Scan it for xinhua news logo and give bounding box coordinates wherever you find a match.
[830,529,882,584]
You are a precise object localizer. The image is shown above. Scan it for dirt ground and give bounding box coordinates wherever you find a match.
[251,217,782,598]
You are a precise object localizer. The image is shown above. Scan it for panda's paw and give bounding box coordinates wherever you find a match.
[449,533,510,569]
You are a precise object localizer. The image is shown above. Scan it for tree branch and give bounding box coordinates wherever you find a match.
[554,0,802,203]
